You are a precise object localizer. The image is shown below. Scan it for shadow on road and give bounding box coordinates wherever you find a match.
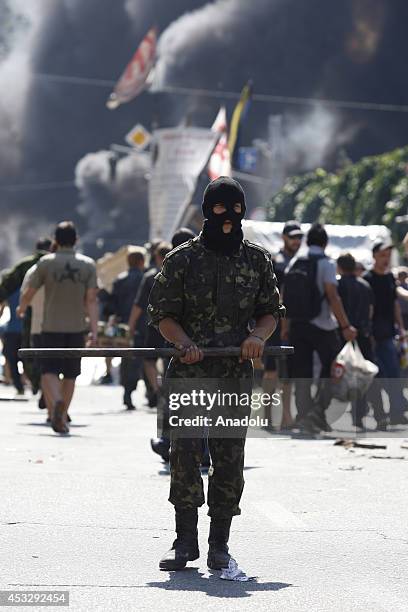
[157,465,262,476]
[20,422,89,428]
[88,409,147,416]
[147,568,293,599]
[35,433,83,438]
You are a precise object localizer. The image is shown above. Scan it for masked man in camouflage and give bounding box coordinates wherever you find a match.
[148,177,284,571]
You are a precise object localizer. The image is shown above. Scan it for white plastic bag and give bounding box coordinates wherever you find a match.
[331,341,379,402]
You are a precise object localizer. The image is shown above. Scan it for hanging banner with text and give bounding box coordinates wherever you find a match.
[148,127,218,241]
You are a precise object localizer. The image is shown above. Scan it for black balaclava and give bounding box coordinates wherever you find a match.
[201,176,246,255]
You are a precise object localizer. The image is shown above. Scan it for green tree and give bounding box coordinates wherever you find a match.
[266,145,408,238]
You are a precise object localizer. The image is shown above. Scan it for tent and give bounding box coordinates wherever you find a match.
[242,221,395,268]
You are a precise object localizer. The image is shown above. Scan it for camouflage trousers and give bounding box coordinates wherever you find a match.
[166,356,252,519]
[169,435,247,519]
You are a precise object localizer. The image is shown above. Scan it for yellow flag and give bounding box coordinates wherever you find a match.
[228,81,252,159]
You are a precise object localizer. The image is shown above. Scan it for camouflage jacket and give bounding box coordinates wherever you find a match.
[148,235,285,377]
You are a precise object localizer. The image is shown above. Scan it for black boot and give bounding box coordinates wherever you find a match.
[207,517,232,570]
[123,389,136,410]
[159,508,199,570]
[150,437,170,462]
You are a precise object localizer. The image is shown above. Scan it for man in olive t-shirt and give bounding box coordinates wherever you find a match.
[18,222,98,434]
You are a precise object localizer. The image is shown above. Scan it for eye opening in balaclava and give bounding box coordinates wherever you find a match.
[201,177,246,254]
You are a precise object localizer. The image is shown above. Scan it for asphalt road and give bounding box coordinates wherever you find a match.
[1,378,408,612]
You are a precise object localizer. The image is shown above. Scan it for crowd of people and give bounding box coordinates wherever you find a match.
[269,221,408,433]
[1,215,408,440]
[0,222,195,435]
[2,176,408,576]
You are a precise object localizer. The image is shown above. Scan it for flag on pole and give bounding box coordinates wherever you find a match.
[107,27,157,110]
[228,81,252,165]
[208,106,232,180]
[211,105,228,133]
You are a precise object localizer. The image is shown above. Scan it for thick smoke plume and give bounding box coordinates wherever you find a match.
[0,0,52,268]
[284,106,358,171]
[0,0,209,266]
[75,149,149,251]
[1,0,408,266]
[0,0,47,178]
[151,0,397,176]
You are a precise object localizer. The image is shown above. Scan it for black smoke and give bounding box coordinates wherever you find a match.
[1,0,408,266]
[0,0,207,265]
[154,0,408,166]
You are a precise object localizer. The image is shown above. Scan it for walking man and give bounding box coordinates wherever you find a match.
[364,239,408,425]
[111,248,145,410]
[148,177,284,570]
[18,222,98,434]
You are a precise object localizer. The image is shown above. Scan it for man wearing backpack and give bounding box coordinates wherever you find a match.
[282,223,357,433]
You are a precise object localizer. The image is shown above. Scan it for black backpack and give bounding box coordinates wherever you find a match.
[283,254,325,321]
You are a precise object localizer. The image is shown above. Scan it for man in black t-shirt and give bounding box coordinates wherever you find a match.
[364,240,408,425]
[337,254,374,339]
[337,253,386,429]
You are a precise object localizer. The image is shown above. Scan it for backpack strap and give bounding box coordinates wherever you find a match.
[307,252,327,306]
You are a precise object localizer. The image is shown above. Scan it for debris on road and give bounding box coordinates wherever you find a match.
[220,558,256,582]
[369,455,407,461]
[334,439,387,450]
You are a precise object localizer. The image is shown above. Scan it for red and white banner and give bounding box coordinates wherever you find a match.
[208,106,232,180]
[107,27,157,109]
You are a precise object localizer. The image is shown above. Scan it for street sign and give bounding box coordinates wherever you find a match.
[125,123,152,150]
[237,147,258,172]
